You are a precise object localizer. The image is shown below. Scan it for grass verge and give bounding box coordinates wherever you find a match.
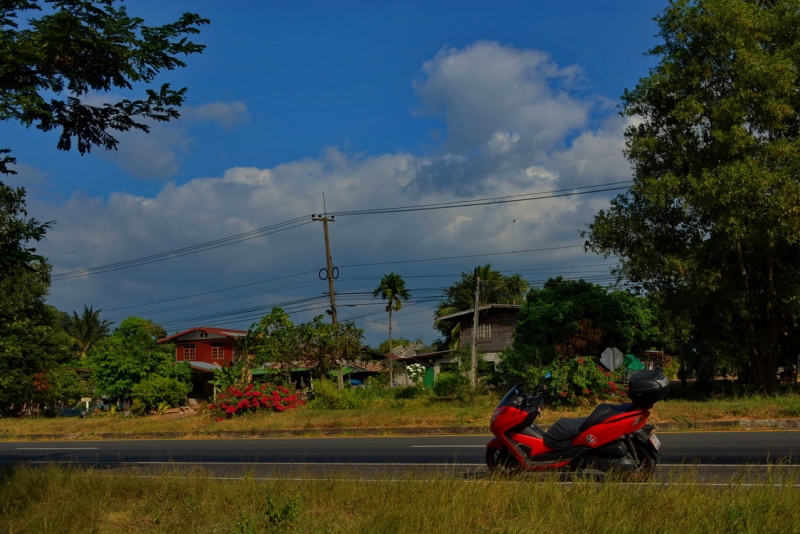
[2,388,800,440]
[1,465,799,533]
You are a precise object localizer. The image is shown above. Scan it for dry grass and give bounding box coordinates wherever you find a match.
[1,465,799,533]
[2,389,799,440]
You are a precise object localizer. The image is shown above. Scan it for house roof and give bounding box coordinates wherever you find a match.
[158,326,248,344]
[435,304,522,322]
[371,349,453,363]
[187,361,223,372]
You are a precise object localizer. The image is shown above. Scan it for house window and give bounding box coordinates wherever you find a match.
[212,343,224,359]
[477,323,492,339]
[200,331,208,338]
[184,344,196,360]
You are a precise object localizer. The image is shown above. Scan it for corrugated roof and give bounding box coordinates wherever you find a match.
[187,361,223,372]
[158,326,248,343]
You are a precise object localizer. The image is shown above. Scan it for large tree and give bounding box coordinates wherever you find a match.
[0,182,72,409]
[585,0,800,392]
[0,0,208,174]
[507,277,659,369]
[85,317,188,402]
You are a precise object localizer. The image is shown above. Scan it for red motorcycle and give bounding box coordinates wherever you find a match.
[486,369,669,479]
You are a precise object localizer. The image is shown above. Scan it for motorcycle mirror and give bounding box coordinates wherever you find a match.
[544,372,552,380]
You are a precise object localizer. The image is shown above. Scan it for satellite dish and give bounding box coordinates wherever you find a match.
[391,345,415,357]
[411,342,424,351]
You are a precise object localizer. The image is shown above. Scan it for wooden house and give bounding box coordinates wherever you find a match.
[435,304,521,365]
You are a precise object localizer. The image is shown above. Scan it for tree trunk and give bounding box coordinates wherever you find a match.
[388,306,393,387]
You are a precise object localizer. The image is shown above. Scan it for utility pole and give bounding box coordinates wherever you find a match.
[471,276,480,389]
[312,209,344,390]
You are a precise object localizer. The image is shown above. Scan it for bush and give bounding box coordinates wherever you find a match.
[393,385,428,400]
[131,375,191,410]
[522,356,626,407]
[308,379,364,410]
[130,398,147,416]
[208,383,304,419]
[432,371,469,398]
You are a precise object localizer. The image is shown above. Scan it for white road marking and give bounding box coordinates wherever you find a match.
[15,447,99,450]
[410,445,486,448]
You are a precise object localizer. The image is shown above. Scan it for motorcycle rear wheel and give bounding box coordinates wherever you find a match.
[628,441,656,481]
[486,446,521,476]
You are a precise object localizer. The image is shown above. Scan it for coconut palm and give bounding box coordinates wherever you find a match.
[373,272,410,386]
[67,305,113,359]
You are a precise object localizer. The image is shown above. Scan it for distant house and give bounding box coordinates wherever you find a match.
[158,326,247,399]
[436,304,521,365]
[158,326,247,366]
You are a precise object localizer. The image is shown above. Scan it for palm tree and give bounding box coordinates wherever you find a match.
[373,272,410,386]
[67,305,113,359]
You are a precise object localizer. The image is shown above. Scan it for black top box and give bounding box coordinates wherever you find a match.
[628,369,669,408]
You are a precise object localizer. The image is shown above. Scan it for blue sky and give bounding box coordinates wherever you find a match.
[6,1,669,346]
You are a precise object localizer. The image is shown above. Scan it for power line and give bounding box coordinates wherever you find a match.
[52,217,312,280]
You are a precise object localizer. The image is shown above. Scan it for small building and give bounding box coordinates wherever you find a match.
[158,326,247,366]
[158,326,248,399]
[435,304,521,365]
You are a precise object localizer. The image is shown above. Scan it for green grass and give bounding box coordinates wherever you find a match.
[3,387,800,440]
[1,465,799,533]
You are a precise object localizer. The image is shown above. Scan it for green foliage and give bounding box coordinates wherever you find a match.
[130,398,146,416]
[131,375,190,410]
[512,277,659,367]
[65,305,112,359]
[0,0,209,173]
[584,0,800,392]
[503,355,626,407]
[376,338,411,355]
[308,379,364,410]
[85,317,185,401]
[432,371,470,399]
[251,308,364,380]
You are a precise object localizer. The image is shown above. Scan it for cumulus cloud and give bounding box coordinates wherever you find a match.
[93,100,249,179]
[37,42,627,344]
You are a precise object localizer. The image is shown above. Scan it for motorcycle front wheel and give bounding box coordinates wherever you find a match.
[485,446,521,476]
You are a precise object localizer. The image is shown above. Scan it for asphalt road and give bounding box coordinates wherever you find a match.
[1,431,798,468]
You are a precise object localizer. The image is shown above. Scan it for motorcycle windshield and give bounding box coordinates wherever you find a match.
[497,385,523,409]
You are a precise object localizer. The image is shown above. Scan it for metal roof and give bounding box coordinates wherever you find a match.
[435,304,521,322]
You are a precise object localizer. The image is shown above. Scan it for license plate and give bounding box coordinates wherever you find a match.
[649,433,661,451]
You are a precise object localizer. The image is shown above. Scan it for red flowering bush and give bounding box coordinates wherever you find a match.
[208,383,304,419]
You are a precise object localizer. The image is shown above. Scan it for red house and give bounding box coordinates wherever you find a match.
[158,326,247,366]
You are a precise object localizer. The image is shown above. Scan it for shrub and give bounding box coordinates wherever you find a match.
[524,356,626,407]
[432,371,469,398]
[308,379,364,410]
[131,375,191,410]
[393,385,428,400]
[130,398,147,416]
[208,383,304,419]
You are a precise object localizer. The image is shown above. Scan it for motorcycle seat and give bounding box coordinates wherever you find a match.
[578,403,636,433]
[543,417,587,451]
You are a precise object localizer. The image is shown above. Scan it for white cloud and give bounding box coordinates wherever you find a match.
[37,41,627,345]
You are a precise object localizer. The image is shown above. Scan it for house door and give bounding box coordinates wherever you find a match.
[423,366,435,388]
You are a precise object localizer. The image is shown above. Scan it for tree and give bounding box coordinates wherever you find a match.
[507,277,658,369]
[435,264,529,348]
[66,305,112,359]
[0,0,209,174]
[373,272,410,386]
[85,317,188,402]
[253,307,298,383]
[0,182,72,410]
[584,0,800,393]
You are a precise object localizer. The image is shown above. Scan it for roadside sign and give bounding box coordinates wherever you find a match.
[600,347,624,371]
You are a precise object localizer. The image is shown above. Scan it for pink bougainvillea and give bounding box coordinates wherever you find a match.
[208,383,304,419]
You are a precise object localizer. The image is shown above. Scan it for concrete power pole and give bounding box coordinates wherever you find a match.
[471,276,480,389]
[312,212,344,390]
